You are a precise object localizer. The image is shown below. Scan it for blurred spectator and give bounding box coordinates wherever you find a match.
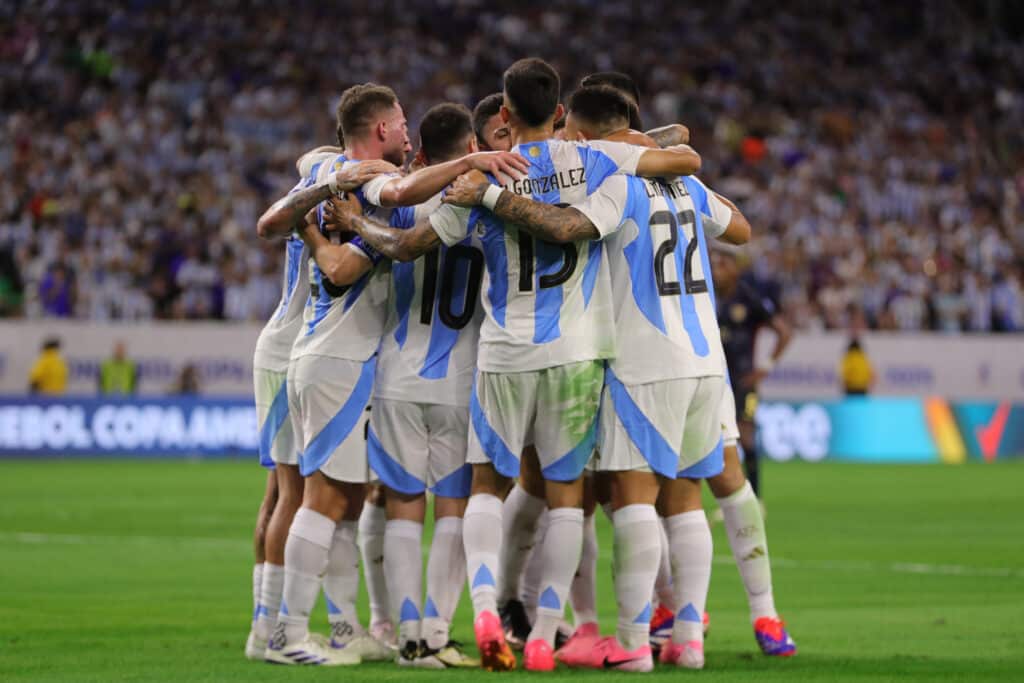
[840,338,874,396]
[0,0,1021,331]
[172,363,201,395]
[28,337,67,395]
[98,340,137,395]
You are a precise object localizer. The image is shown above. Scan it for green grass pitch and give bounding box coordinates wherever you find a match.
[1,459,1022,682]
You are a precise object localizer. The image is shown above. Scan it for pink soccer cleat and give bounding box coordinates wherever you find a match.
[554,622,600,667]
[473,611,517,671]
[523,639,555,671]
[754,616,796,656]
[563,636,652,672]
[659,639,704,670]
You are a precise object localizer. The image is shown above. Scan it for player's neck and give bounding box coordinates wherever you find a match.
[344,139,383,162]
[510,124,555,146]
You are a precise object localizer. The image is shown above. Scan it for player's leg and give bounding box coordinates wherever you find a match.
[707,442,795,656]
[463,369,533,670]
[497,446,546,649]
[358,483,392,643]
[569,474,599,632]
[268,356,373,666]
[251,367,303,658]
[245,469,277,659]
[737,386,761,496]
[657,376,726,670]
[523,360,603,671]
[365,397,430,663]
[518,507,547,625]
[415,403,476,668]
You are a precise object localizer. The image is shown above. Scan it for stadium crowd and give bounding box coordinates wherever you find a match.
[1,0,1022,330]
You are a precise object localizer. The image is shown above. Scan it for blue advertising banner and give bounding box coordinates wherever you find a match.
[0,396,258,457]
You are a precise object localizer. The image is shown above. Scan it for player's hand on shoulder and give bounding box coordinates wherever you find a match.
[323,192,362,232]
[443,170,490,208]
[464,151,529,185]
[333,159,399,192]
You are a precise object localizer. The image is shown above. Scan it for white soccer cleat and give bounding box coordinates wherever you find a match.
[245,629,267,661]
[332,630,395,662]
[265,630,360,666]
[369,621,398,650]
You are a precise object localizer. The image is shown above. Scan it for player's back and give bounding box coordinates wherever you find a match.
[375,194,484,407]
[598,174,724,384]
[454,138,643,373]
[289,154,392,363]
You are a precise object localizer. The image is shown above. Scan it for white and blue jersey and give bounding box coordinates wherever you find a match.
[253,153,338,372]
[429,139,644,373]
[288,154,392,364]
[576,174,732,384]
[373,194,484,407]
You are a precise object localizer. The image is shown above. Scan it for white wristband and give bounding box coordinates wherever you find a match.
[327,173,342,196]
[481,184,504,210]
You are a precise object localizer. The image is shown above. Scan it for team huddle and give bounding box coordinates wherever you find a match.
[244,57,796,672]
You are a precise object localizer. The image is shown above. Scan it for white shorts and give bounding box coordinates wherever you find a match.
[254,367,296,467]
[720,381,740,447]
[468,360,603,482]
[367,398,471,498]
[596,369,725,479]
[288,355,375,483]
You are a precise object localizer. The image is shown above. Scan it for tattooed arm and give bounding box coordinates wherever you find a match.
[255,159,397,240]
[442,171,602,244]
[295,218,373,287]
[323,194,441,262]
[645,123,689,148]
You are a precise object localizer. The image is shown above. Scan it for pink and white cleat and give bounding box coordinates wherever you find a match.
[554,622,600,667]
[567,636,652,672]
[524,639,556,671]
[659,639,704,670]
[473,611,517,671]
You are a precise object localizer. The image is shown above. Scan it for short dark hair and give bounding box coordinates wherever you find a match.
[568,85,632,136]
[581,71,643,129]
[336,83,398,142]
[472,93,503,145]
[503,58,560,127]
[419,102,474,163]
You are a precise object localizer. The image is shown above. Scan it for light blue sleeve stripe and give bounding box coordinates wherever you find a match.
[579,146,621,195]
[299,358,376,476]
[258,379,290,468]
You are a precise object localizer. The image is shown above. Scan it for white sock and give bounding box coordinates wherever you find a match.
[255,563,284,639]
[665,510,713,644]
[252,563,264,622]
[497,485,546,605]
[358,503,390,628]
[528,507,583,646]
[653,520,674,608]
[613,504,661,651]
[718,481,778,622]
[324,521,362,641]
[463,493,503,617]
[384,519,424,647]
[424,516,464,649]
[280,508,335,643]
[570,513,598,627]
[519,510,549,624]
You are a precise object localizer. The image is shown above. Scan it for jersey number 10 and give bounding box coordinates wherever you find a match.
[418,245,484,330]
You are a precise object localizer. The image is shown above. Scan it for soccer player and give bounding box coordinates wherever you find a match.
[328,58,702,671]
[472,93,511,152]
[441,83,748,671]
[261,84,530,667]
[326,103,486,669]
[246,146,341,661]
[707,249,796,656]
